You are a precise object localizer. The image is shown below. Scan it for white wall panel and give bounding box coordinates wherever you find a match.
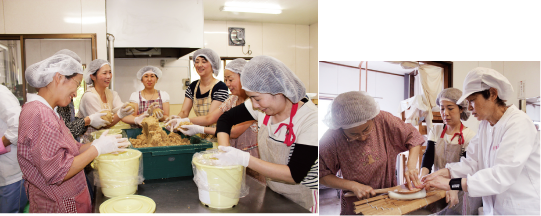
[309,23,318,94]
[374,73,404,117]
[203,21,228,56]
[81,0,106,59]
[295,25,310,93]
[113,59,148,103]
[318,62,338,95]
[226,21,263,57]
[4,0,81,33]
[262,23,296,75]
[0,0,5,34]
[336,66,359,93]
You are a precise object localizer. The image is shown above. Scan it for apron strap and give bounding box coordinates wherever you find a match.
[273,103,299,146]
[440,123,465,145]
[263,115,271,126]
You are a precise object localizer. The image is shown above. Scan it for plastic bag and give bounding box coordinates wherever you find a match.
[192,149,249,199]
[92,149,144,189]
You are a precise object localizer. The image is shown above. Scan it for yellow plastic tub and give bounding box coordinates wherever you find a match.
[192,154,244,209]
[92,149,142,198]
[99,195,156,213]
[91,129,123,140]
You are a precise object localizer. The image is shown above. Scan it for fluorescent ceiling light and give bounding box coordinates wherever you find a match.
[220,6,281,14]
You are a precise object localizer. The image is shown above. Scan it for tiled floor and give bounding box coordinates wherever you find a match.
[319,188,341,215]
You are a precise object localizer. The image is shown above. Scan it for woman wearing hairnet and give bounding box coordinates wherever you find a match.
[0,83,27,213]
[213,56,318,212]
[77,59,135,143]
[166,48,229,140]
[319,91,424,215]
[168,58,263,183]
[419,88,482,215]
[54,49,110,140]
[422,67,540,215]
[123,66,170,125]
[17,54,130,213]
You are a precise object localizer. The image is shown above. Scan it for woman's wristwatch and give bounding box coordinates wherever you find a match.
[449,178,462,191]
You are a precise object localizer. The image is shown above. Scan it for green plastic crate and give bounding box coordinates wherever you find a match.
[122,128,213,180]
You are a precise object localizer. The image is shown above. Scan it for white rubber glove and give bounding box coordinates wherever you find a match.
[153,109,164,119]
[134,113,150,126]
[91,130,130,156]
[215,146,250,167]
[147,102,159,114]
[164,118,190,132]
[165,115,180,122]
[117,102,135,119]
[89,111,109,129]
[179,125,205,136]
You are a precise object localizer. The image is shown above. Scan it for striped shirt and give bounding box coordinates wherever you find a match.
[185,80,229,102]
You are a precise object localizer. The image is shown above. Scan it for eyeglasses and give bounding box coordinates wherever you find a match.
[70,78,82,91]
[341,120,374,142]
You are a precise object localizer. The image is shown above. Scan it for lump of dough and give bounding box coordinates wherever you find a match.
[388,189,426,200]
[127,103,138,113]
[100,110,113,123]
[152,108,163,117]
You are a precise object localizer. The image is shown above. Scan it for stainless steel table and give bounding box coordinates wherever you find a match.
[93,176,310,213]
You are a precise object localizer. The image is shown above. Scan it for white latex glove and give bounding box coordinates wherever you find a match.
[117,102,135,119]
[165,115,180,122]
[147,102,159,114]
[91,130,130,156]
[215,146,250,167]
[135,113,150,126]
[89,111,109,129]
[164,118,190,132]
[179,125,205,136]
[153,109,164,119]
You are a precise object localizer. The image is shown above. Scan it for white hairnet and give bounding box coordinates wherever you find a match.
[225,58,247,74]
[25,54,83,88]
[54,49,81,63]
[193,48,221,77]
[137,66,163,80]
[323,91,380,130]
[436,88,470,121]
[240,55,306,103]
[457,67,514,105]
[84,59,110,84]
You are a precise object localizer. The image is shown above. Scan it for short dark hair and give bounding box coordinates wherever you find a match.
[473,89,506,107]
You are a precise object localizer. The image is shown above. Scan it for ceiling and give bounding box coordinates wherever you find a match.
[327,61,417,75]
[203,0,318,25]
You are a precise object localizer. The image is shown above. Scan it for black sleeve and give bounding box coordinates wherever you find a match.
[185,80,198,100]
[212,81,229,102]
[215,103,255,135]
[421,140,435,173]
[287,144,318,183]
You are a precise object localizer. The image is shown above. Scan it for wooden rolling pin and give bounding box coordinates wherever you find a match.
[344,184,421,197]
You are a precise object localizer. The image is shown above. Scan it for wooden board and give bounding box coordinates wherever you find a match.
[353,190,446,215]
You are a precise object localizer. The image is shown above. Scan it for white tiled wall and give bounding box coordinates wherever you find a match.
[0,0,107,59]
[202,21,316,92]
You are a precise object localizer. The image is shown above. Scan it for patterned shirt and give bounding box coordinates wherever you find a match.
[185,80,229,102]
[17,98,90,213]
[57,101,88,140]
[319,111,424,215]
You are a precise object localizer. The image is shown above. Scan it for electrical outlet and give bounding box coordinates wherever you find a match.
[182,78,190,90]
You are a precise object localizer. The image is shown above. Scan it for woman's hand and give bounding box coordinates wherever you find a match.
[350,182,376,200]
[422,174,451,191]
[446,190,460,208]
[179,125,205,136]
[404,167,422,190]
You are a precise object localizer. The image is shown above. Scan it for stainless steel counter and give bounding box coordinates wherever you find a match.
[93,176,310,213]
